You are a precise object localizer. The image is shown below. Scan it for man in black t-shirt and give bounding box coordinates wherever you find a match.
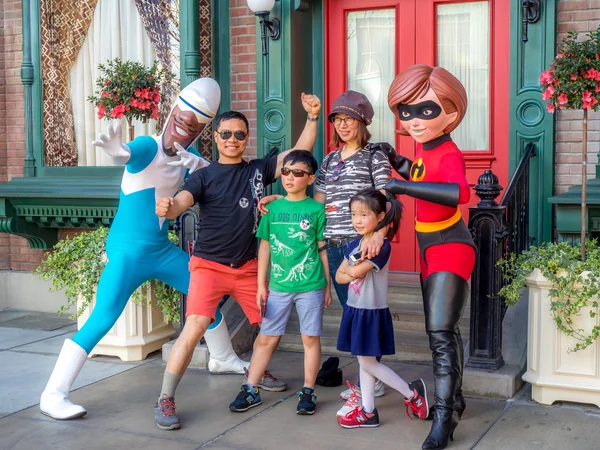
[153,94,322,430]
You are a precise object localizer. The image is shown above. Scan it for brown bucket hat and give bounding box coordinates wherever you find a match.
[327,90,374,125]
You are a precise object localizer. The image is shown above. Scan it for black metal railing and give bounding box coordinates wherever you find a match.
[500,142,537,256]
[466,143,536,371]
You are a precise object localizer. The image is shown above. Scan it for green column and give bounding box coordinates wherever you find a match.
[509,0,557,244]
[255,0,325,194]
[21,0,36,176]
[180,0,201,87]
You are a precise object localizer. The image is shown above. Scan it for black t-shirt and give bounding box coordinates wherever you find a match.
[182,157,277,264]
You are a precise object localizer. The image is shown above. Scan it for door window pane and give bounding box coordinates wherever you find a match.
[437,1,489,150]
[347,9,396,146]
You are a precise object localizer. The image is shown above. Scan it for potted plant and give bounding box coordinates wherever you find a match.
[87,58,170,141]
[540,29,600,260]
[498,240,600,407]
[35,227,181,361]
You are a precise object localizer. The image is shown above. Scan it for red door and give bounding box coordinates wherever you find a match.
[326,0,509,277]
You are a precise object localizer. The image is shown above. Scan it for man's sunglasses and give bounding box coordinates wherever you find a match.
[217,129,247,141]
[281,167,313,178]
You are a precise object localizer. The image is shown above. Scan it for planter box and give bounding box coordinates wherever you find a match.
[523,269,600,407]
[77,282,176,362]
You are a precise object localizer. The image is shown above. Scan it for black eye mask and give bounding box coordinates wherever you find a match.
[397,101,442,120]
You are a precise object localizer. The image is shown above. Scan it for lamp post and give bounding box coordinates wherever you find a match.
[247,0,281,56]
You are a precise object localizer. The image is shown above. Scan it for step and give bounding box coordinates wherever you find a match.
[279,325,434,362]
[286,302,471,335]
[330,285,424,305]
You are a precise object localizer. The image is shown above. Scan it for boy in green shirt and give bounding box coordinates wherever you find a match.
[229,150,331,415]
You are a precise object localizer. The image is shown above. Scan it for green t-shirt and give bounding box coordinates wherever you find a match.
[256,197,327,293]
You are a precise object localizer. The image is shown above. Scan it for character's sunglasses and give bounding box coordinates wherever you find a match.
[217,129,247,141]
[281,167,313,178]
[331,159,345,181]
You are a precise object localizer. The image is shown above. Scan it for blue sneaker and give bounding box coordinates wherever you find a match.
[296,387,317,415]
[229,384,262,412]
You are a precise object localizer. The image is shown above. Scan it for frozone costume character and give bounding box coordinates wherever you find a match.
[384,65,476,450]
[40,78,249,421]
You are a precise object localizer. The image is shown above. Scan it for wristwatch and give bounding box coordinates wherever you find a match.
[307,115,319,121]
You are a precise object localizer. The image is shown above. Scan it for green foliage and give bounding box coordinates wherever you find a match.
[498,240,600,352]
[540,30,600,113]
[87,58,173,123]
[35,227,181,324]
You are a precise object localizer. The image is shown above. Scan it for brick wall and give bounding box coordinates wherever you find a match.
[555,0,600,194]
[0,0,44,271]
[229,0,257,158]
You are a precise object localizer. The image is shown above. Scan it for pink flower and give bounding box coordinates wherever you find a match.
[542,85,555,100]
[556,53,563,58]
[595,85,600,93]
[101,91,111,98]
[130,98,139,108]
[570,74,578,81]
[142,88,151,99]
[153,90,161,104]
[135,89,143,98]
[150,105,159,120]
[558,93,569,105]
[540,70,553,85]
[104,80,110,86]
[97,104,106,119]
[585,69,599,80]
[546,103,555,113]
[582,91,598,110]
[109,104,127,119]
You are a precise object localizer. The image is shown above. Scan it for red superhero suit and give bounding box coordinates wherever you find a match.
[381,64,476,450]
[411,136,475,281]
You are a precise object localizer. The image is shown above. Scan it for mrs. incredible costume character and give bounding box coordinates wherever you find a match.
[40,78,249,421]
[384,65,476,450]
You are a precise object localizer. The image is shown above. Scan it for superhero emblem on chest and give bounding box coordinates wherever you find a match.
[410,158,426,182]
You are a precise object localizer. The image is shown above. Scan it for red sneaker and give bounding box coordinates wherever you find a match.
[338,406,380,429]
[404,378,429,420]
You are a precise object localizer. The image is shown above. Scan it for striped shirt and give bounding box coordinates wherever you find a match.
[315,147,392,239]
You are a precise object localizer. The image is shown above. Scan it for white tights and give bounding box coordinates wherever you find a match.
[357,356,413,413]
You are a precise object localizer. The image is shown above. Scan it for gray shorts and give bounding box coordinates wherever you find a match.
[260,289,325,337]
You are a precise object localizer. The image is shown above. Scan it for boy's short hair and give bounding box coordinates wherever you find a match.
[282,150,318,174]
[214,111,249,132]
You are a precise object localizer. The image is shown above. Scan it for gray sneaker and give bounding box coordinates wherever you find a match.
[243,367,287,392]
[154,394,181,430]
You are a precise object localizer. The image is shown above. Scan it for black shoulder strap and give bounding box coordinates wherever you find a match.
[368,148,376,187]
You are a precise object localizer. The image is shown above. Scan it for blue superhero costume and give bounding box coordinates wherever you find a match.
[40,77,243,421]
[73,135,203,353]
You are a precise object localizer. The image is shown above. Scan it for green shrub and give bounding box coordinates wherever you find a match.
[35,227,181,323]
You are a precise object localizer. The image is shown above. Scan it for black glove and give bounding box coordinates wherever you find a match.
[385,178,460,207]
[368,142,412,180]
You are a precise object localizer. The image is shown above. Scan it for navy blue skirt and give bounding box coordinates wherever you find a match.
[336,305,395,356]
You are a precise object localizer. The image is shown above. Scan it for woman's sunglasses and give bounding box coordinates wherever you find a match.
[217,129,247,141]
[281,167,313,178]
[331,159,345,181]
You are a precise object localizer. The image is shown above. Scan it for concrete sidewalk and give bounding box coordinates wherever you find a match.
[1,309,600,450]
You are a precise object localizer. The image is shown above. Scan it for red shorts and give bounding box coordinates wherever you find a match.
[420,243,476,282]
[186,256,262,325]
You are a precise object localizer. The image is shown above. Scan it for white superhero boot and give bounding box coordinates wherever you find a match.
[204,311,250,375]
[40,339,88,420]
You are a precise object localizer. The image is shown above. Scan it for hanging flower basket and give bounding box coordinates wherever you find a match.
[87,58,171,140]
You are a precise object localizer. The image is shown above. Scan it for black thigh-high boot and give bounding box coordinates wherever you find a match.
[427,329,466,421]
[454,329,466,419]
[422,272,470,450]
